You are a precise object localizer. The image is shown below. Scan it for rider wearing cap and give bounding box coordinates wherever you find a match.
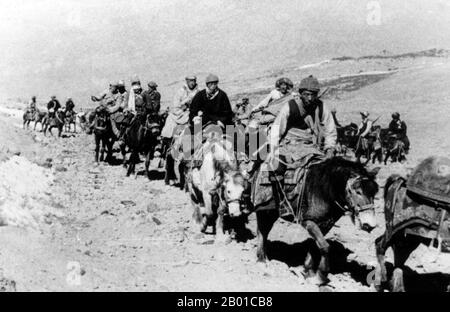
[251,77,294,113]
[141,81,161,116]
[269,75,337,159]
[90,81,121,136]
[91,81,119,108]
[189,74,233,128]
[355,111,374,153]
[47,95,61,112]
[388,112,410,151]
[115,80,128,111]
[65,97,75,112]
[161,75,200,151]
[356,111,373,138]
[28,96,37,114]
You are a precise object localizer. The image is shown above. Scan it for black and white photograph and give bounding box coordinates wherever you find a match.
[0,0,450,295]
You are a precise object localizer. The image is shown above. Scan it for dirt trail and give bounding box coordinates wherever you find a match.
[0,108,449,292]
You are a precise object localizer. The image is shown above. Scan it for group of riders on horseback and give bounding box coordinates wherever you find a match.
[22,73,450,292]
[23,95,77,135]
[332,107,410,164]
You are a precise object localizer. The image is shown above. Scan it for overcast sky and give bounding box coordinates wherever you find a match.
[1,0,449,102]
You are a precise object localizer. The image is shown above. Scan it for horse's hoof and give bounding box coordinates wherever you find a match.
[256,255,268,263]
[319,285,333,292]
[391,268,405,292]
[306,273,329,287]
[215,233,232,245]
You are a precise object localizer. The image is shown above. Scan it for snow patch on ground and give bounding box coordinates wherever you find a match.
[0,155,63,228]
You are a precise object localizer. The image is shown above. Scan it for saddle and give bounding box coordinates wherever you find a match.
[386,175,450,251]
[406,156,450,206]
[251,153,324,220]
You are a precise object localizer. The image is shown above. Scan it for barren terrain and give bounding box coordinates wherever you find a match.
[1,52,450,292]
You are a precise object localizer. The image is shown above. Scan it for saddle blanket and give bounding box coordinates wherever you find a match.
[386,177,450,251]
[251,153,324,219]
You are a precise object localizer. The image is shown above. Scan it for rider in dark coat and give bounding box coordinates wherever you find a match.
[388,112,410,151]
[141,81,161,116]
[47,96,61,112]
[189,74,234,128]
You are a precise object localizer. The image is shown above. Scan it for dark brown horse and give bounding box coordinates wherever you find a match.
[254,157,379,285]
[121,113,163,177]
[64,110,77,133]
[22,110,34,129]
[43,110,65,137]
[336,123,358,156]
[93,108,113,163]
[383,134,407,165]
[375,174,450,292]
[355,126,383,164]
[33,109,48,131]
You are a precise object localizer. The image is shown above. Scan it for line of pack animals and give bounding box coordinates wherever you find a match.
[21,75,450,292]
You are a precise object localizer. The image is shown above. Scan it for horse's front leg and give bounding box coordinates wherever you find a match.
[105,137,113,163]
[120,143,127,167]
[256,209,278,263]
[94,135,100,163]
[100,137,106,162]
[214,205,231,244]
[374,234,389,291]
[145,150,151,177]
[200,191,213,233]
[302,220,330,285]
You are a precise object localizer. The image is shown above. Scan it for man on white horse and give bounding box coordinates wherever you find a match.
[189,74,234,128]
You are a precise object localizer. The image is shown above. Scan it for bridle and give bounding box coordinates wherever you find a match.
[335,176,374,216]
[213,171,244,216]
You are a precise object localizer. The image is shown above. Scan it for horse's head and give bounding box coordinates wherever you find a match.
[145,114,161,136]
[94,109,109,132]
[219,171,247,217]
[344,166,380,232]
[210,141,247,217]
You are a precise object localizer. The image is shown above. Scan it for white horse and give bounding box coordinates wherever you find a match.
[187,138,247,242]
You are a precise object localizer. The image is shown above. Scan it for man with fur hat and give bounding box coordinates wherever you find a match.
[189,74,233,128]
[265,75,337,217]
[251,77,294,113]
